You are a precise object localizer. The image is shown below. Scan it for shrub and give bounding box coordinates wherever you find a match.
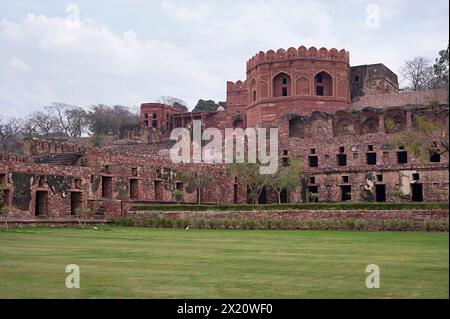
[207,218,219,229]
[354,219,367,231]
[240,218,257,230]
[307,219,321,230]
[262,218,274,230]
[195,218,206,229]
[273,219,286,230]
[160,216,173,228]
[110,217,136,227]
[223,219,231,229]
[425,219,439,232]
[343,218,356,230]
[384,218,413,231]
[175,217,189,229]
[131,202,448,212]
[1,206,12,229]
[75,207,93,228]
[172,190,184,203]
[230,218,239,229]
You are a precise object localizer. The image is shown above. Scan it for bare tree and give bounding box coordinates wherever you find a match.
[157,96,188,112]
[49,103,87,138]
[400,57,436,91]
[0,117,23,153]
[25,107,59,137]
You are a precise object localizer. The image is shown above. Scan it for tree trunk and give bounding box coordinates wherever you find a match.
[278,192,281,204]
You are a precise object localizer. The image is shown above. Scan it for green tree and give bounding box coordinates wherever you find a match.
[172,189,184,203]
[192,99,226,112]
[434,42,449,86]
[387,114,449,163]
[176,170,214,204]
[86,104,139,136]
[267,158,301,204]
[227,162,274,204]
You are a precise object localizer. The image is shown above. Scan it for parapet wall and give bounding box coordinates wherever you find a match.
[247,46,350,71]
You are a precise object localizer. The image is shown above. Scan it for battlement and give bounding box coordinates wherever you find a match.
[246,46,350,71]
[226,80,247,93]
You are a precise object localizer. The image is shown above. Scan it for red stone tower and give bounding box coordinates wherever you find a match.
[243,46,351,126]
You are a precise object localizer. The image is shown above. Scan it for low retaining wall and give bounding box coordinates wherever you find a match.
[0,218,109,228]
[126,210,449,231]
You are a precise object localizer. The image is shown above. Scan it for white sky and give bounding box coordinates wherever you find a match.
[0,0,448,116]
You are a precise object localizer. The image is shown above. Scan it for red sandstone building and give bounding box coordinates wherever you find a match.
[0,45,448,218]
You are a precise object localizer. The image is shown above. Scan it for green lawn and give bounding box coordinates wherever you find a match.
[0,227,448,298]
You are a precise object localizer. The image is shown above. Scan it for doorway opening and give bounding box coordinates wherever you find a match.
[154,181,163,201]
[101,177,112,199]
[35,191,48,216]
[341,185,352,201]
[411,183,423,202]
[130,179,139,200]
[70,192,82,215]
[375,184,386,202]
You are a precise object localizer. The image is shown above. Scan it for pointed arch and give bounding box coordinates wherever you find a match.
[259,81,269,99]
[295,76,311,96]
[314,71,333,96]
[272,72,291,97]
[250,78,257,102]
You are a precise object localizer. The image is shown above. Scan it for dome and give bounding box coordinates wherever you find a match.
[217,106,225,111]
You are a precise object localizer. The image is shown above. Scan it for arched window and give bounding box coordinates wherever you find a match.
[273,73,291,97]
[152,113,158,128]
[315,71,333,96]
[250,80,257,102]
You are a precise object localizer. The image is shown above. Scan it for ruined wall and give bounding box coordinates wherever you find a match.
[0,160,90,218]
[350,64,399,101]
[278,104,449,203]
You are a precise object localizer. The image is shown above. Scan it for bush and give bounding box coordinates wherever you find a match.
[131,202,448,212]
[175,217,189,229]
[343,218,356,230]
[240,218,257,230]
[307,219,321,230]
[110,217,136,227]
[207,218,220,229]
[110,214,446,232]
[384,219,412,231]
[195,218,206,229]
[262,218,274,229]
[172,190,184,203]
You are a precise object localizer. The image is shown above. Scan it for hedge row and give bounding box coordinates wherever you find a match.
[110,216,449,232]
[131,202,448,212]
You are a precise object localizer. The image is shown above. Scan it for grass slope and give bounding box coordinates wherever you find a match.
[0,227,448,298]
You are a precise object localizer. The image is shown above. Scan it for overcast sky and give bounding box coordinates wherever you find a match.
[0,0,448,117]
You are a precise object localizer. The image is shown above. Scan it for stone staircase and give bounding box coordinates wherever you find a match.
[33,152,83,166]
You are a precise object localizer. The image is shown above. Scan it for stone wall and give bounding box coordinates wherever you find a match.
[128,209,449,231]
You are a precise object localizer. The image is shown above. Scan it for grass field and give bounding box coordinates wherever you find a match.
[0,227,448,298]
